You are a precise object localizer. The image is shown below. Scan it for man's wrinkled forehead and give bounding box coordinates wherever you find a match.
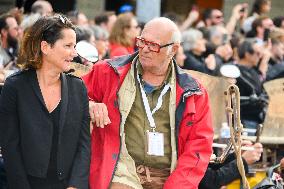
[141,24,171,44]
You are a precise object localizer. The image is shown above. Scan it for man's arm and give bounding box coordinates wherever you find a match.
[164,87,214,189]
[82,64,111,128]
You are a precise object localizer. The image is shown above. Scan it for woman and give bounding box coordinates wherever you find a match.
[242,0,271,33]
[109,13,140,58]
[182,29,217,75]
[0,14,90,189]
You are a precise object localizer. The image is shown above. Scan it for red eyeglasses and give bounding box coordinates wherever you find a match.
[135,36,174,53]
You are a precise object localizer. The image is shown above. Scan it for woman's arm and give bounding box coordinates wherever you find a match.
[0,77,31,189]
[68,81,91,189]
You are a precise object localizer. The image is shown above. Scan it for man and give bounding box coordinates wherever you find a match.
[83,17,213,189]
[199,141,263,189]
[202,9,224,27]
[31,0,53,16]
[0,14,19,69]
[236,40,269,135]
[94,11,117,33]
[246,16,275,45]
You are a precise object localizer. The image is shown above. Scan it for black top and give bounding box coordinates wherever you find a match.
[47,101,61,183]
[199,153,249,189]
[236,65,267,123]
[183,51,219,76]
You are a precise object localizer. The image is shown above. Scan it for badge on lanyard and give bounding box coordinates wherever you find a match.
[146,130,164,156]
[136,63,170,157]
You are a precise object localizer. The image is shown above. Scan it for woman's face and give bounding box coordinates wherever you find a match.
[42,28,77,72]
[261,1,271,14]
[192,37,206,55]
[95,37,109,59]
[126,18,140,40]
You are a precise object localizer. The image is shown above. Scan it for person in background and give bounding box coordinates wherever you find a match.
[109,13,140,58]
[266,39,284,81]
[83,17,213,189]
[94,11,117,34]
[31,0,53,16]
[235,40,269,135]
[199,141,263,189]
[0,14,90,189]
[273,16,284,29]
[0,14,20,68]
[246,16,274,45]
[242,0,271,34]
[90,25,109,59]
[66,10,89,26]
[182,28,217,75]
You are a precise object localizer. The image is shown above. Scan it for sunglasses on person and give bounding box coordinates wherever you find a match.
[213,15,223,19]
[135,36,174,53]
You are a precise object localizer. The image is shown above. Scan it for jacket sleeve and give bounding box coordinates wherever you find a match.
[68,81,91,189]
[164,87,214,189]
[82,62,104,102]
[0,78,31,189]
[199,156,249,189]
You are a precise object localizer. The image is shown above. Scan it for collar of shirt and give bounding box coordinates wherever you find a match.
[136,60,172,94]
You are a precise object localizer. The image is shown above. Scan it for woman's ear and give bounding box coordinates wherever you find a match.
[40,41,50,55]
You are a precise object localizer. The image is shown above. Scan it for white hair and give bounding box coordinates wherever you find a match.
[171,31,182,43]
[182,29,203,51]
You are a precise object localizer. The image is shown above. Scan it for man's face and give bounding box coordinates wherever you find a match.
[138,24,177,74]
[211,10,224,26]
[4,17,19,49]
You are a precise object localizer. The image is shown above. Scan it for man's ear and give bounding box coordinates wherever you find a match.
[171,44,180,57]
[0,28,8,38]
[40,41,50,55]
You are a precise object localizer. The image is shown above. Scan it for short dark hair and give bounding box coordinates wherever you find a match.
[250,0,271,15]
[202,9,213,21]
[0,13,14,31]
[94,11,115,25]
[76,26,93,42]
[273,16,284,28]
[237,40,256,59]
[18,14,75,70]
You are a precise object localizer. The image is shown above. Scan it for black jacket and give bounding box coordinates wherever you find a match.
[0,69,90,189]
[236,65,267,123]
[199,153,249,189]
[183,51,219,76]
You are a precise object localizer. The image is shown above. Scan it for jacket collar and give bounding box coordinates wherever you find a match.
[107,51,201,94]
[107,51,139,73]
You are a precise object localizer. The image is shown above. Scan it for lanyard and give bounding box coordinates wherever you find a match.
[136,68,170,132]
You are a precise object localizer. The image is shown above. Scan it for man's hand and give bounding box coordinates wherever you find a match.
[242,142,263,165]
[205,54,216,70]
[89,101,111,128]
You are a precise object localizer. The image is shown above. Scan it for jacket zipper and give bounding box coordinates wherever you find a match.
[175,89,201,158]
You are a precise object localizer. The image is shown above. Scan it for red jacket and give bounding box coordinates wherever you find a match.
[109,42,135,58]
[82,53,213,189]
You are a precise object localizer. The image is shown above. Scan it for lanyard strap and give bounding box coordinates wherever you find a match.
[136,69,170,131]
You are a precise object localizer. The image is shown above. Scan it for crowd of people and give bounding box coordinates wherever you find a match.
[0,0,284,188]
